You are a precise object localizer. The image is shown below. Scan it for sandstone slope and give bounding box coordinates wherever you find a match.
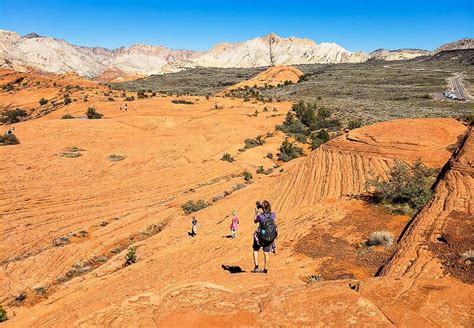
[221,65,303,94]
[1,94,471,327]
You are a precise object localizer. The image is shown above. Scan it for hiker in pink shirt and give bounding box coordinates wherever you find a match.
[230,210,239,238]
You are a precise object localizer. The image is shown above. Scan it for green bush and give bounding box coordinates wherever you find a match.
[171,99,194,105]
[39,98,48,106]
[0,133,19,145]
[1,108,27,124]
[0,305,7,322]
[108,154,125,162]
[182,200,208,214]
[86,107,103,119]
[266,152,273,159]
[311,130,330,150]
[348,118,363,130]
[256,166,273,175]
[244,135,265,149]
[125,96,135,101]
[137,90,147,99]
[278,138,304,162]
[62,113,74,119]
[243,170,253,182]
[125,246,137,266]
[64,95,72,105]
[221,153,235,162]
[367,159,437,213]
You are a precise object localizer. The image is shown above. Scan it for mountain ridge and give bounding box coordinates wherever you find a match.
[1,29,471,79]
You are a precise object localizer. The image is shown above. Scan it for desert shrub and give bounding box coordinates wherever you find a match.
[278,138,304,162]
[367,159,437,212]
[367,230,394,247]
[107,97,114,101]
[316,118,341,130]
[266,152,273,159]
[256,166,273,175]
[244,135,265,149]
[284,80,293,85]
[277,112,310,135]
[171,99,194,105]
[137,90,147,99]
[243,170,253,182]
[108,154,125,162]
[0,305,7,322]
[1,108,27,124]
[182,200,208,214]
[317,107,331,120]
[316,129,330,142]
[39,98,48,106]
[311,130,330,150]
[2,83,14,91]
[125,96,135,101]
[458,113,474,126]
[86,107,103,119]
[348,118,363,130]
[221,153,235,162]
[125,246,137,266]
[64,95,72,105]
[460,250,474,261]
[0,133,19,145]
[62,113,74,119]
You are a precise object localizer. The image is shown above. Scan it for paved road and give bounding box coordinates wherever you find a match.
[450,73,471,100]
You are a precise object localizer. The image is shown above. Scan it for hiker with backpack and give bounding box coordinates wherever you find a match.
[252,200,277,274]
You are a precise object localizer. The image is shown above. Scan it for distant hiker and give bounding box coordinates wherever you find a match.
[252,200,278,274]
[191,216,198,237]
[125,104,128,111]
[230,210,239,238]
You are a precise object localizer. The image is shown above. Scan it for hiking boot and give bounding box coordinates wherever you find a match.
[251,266,259,273]
[261,269,268,274]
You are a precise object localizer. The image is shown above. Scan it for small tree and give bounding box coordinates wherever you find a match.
[221,153,235,162]
[182,200,208,214]
[2,108,27,124]
[39,98,48,106]
[367,159,437,212]
[243,171,253,182]
[0,305,7,322]
[0,133,20,145]
[278,138,304,162]
[348,119,363,130]
[125,246,137,266]
[64,96,72,105]
[86,107,103,119]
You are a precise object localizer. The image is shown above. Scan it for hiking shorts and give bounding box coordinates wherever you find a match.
[253,238,272,253]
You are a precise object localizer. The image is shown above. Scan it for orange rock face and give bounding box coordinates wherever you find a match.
[0,74,472,326]
[220,65,303,95]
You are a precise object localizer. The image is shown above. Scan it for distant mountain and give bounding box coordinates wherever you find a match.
[3,29,463,79]
[370,48,430,61]
[193,33,368,68]
[432,38,474,54]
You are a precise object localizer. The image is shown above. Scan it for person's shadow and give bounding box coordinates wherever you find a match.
[223,234,233,239]
[222,264,245,273]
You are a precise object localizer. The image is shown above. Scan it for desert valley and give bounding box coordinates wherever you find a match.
[0,17,473,328]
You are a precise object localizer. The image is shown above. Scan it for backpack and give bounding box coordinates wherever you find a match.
[259,213,278,243]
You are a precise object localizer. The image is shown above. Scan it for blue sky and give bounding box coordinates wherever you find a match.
[0,0,472,52]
